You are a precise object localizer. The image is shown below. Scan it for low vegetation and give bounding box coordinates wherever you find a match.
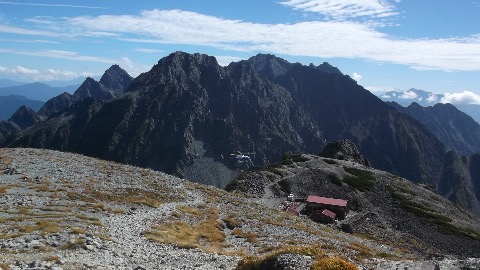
[389,187,480,240]
[342,167,375,192]
[236,245,358,270]
[144,207,226,250]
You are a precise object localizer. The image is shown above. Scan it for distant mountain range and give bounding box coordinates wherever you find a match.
[0,78,25,88]
[0,95,44,121]
[0,82,78,102]
[1,52,480,217]
[377,88,480,124]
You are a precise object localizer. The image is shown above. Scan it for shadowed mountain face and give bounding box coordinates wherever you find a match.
[439,152,480,216]
[6,52,447,190]
[388,102,480,156]
[8,105,41,130]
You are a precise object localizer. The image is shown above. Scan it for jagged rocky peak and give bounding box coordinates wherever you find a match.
[99,64,133,92]
[161,51,219,69]
[74,77,112,100]
[132,51,223,90]
[319,139,370,166]
[8,105,41,130]
[315,62,343,74]
[37,92,75,117]
[246,53,293,78]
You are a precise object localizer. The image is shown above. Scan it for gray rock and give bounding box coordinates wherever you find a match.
[279,253,313,270]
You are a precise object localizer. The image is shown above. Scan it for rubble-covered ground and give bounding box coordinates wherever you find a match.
[1,148,479,270]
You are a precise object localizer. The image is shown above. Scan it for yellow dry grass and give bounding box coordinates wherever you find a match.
[144,207,226,250]
[311,256,358,270]
[236,245,359,270]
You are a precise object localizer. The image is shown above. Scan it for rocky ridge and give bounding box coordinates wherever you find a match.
[1,148,479,269]
[6,52,448,191]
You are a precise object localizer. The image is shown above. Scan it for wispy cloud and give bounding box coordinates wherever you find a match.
[0,48,116,63]
[0,24,63,37]
[278,0,398,19]
[0,38,58,43]
[62,9,480,72]
[0,65,94,81]
[134,48,163,53]
[2,8,480,73]
[0,1,107,9]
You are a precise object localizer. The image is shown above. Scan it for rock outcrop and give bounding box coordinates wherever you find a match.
[319,139,370,166]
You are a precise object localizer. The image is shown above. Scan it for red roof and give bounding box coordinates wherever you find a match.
[311,209,336,220]
[306,195,347,207]
[321,209,336,219]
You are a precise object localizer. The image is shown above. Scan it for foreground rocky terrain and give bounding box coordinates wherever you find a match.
[1,148,480,269]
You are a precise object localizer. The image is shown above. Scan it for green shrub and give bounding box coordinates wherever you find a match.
[278,179,293,193]
[328,174,343,187]
[323,159,338,165]
[389,188,480,240]
[343,167,375,191]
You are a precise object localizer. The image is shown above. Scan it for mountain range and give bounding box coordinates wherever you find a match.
[0,82,78,102]
[1,51,479,217]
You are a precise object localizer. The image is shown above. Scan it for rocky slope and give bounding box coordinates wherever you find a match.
[1,148,479,270]
[226,151,480,259]
[5,52,447,191]
[388,101,480,156]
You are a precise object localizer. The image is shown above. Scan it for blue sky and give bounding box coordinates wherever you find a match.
[0,0,479,104]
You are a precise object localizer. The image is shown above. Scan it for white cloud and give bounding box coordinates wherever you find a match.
[365,86,398,92]
[426,93,439,103]
[440,91,480,105]
[278,0,398,19]
[215,56,245,66]
[399,90,418,99]
[352,72,362,80]
[14,66,39,75]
